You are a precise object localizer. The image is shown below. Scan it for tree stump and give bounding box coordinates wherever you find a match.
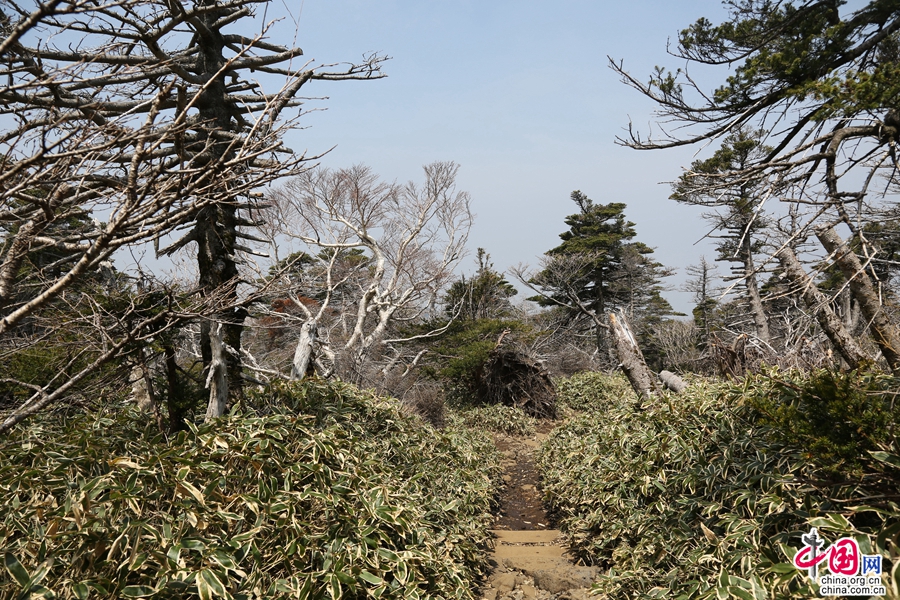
[609,310,659,400]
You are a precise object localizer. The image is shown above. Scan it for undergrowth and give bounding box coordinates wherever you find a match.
[539,371,900,599]
[555,371,634,412]
[449,404,536,436]
[743,368,900,479]
[0,379,501,600]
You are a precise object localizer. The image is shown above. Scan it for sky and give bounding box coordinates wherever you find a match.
[258,1,736,313]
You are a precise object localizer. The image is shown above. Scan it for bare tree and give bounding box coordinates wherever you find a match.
[613,1,900,373]
[0,0,386,427]
[654,319,703,373]
[259,161,473,387]
[776,242,868,369]
[609,309,659,400]
[683,257,719,351]
[815,225,900,371]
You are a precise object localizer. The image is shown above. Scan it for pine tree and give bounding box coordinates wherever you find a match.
[444,249,517,321]
[671,127,772,343]
[527,191,675,355]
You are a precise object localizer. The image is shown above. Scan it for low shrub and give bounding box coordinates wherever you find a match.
[450,404,537,436]
[539,376,900,599]
[742,367,900,480]
[0,379,501,600]
[555,371,635,412]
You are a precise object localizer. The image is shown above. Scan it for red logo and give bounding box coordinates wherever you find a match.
[793,528,861,578]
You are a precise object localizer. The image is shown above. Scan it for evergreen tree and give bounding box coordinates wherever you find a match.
[671,127,772,343]
[443,249,517,321]
[527,191,675,355]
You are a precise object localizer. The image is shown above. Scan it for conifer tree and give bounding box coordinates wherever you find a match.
[522,192,674,356]
[671,127,772,344]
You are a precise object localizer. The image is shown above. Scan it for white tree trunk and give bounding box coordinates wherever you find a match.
[743,243,771,344]
[291,320,318,380]
[778,244,868,369]
[205,322,228,421]
[130,364,155,412]
[816,226,900,372]
[609,310,659,400]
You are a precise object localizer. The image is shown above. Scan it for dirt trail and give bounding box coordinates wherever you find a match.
[480,425,598,600]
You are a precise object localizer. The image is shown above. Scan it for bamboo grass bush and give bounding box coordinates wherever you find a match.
[539,372,900,599]
[554,371,635,413]
[449,404,537,437]
[0,379,501,599]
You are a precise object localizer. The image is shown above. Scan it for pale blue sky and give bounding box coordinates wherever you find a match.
[269,1,734,313]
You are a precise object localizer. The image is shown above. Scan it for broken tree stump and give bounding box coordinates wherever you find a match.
[609,310,660,400]
[290,320,318,380]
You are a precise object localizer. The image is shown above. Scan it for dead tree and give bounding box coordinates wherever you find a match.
[0,0,386,426]
[477,344,557,419]
[263,162,472,386]
[658,370,687,393]
[777,244,868,370]
[609,309,659,400]
[815,226,900,373]
[290,321,318,380]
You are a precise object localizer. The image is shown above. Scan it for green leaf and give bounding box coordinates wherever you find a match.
[229,527,262,544]
[29,558,54,587]
[359,571,383,585]
[808,514,851,531]
[176,480,206,505]
[198,569,228,598]
[121,585,156,597]
[210,550,237,571]
[196,574,212,600]
[26,584,56,599]
[328,574,341,600]
[72,583,90,600]
[4,553,30,588]
[768,563,796,574]
[728,586,754,600]
[869,450,900,468]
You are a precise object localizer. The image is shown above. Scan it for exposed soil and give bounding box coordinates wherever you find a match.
[492,429,551,530]
[480,420,597,600]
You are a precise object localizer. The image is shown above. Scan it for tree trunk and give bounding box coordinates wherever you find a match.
[130,364,154,412]
[742,238,770,344]
[609,310,659,400]
[291,320,318,380]
[205,322,228,421]
[131,349,165,432]
[658,370,687,393]
[778,245,869,369]
[816,226,900,372]
[164,343,187,433]
[192,3,247,403]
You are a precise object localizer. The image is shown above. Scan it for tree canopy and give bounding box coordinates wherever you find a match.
[520,192,674,359]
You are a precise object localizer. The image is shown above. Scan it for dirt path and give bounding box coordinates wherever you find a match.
[480,425,598,600]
